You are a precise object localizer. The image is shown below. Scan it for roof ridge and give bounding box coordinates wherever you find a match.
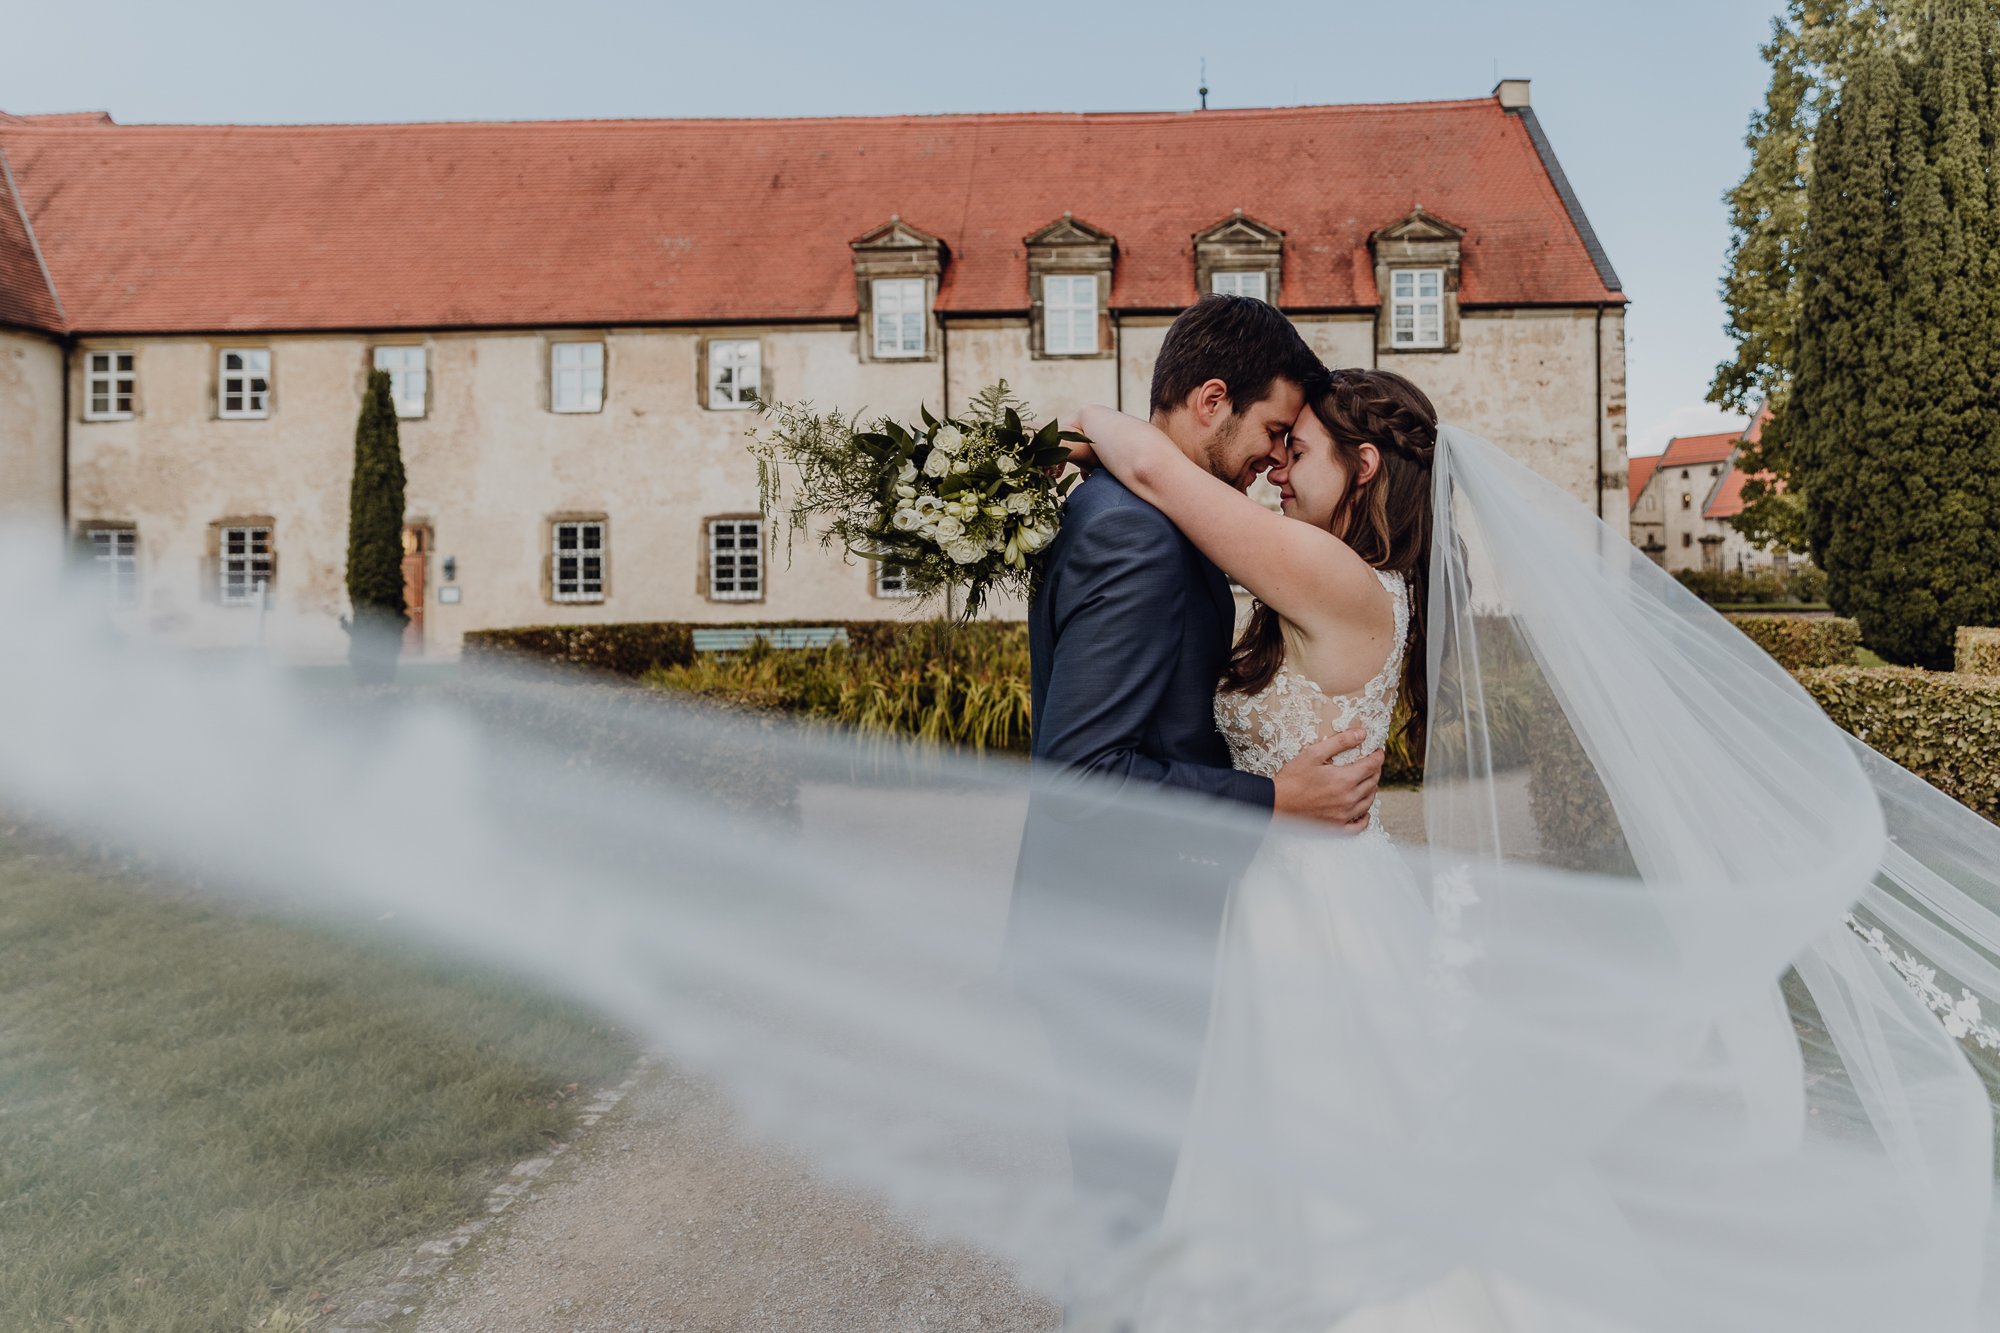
[0,145,66,330]
[0,97,1505,134]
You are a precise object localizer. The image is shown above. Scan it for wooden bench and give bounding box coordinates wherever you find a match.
[690,626,849,654]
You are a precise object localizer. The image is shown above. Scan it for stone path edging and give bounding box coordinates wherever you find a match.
[320,1053,654,1332]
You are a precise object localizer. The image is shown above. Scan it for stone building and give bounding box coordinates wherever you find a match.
[0,83,1626,662]
[1629,408,1795,576]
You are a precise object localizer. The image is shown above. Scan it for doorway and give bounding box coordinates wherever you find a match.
[401,524,431,655]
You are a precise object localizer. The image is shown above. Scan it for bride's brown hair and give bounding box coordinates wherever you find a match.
[1222,367,1438,753]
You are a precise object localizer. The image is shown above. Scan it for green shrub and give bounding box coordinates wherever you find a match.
[464,622,697,677]
[1674,567,1823,606]
[1795,666,2000,821]
[1957,628,2000,677]
[645,621,1032,753]
[1727,614,1862,670]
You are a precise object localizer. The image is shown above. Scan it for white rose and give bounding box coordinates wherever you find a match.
[996,456,1018,474]
[915,494,939,511]
[945,538,985,565]
[892,508,921,531]
[949,459,969,475]
[922,451,951,478]
[898,461,918,483]
[933,425,965,455]
[1004,491,1034,515]
[935,516,964,540]
[895,483,917,499]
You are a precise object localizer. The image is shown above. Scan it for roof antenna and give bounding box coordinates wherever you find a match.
[1199,57,1209,111]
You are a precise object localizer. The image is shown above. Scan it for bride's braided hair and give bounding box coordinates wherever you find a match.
[1223,367,1439,755]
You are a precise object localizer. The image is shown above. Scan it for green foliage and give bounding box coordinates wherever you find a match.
[646,621,1033,753]
[464,622,698,677]
[1727,613,1863,669]
[1958,627,2000,675]
[1673,566,1826,605]
[1797,665,2000,820]
[345,369,408,682]
[1714,2,1913,552]
[1787,1,2000,668]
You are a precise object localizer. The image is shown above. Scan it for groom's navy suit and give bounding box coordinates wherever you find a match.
[1011,471,1274,1254]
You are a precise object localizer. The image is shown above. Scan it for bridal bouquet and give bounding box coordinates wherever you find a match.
[751,382,1081,618]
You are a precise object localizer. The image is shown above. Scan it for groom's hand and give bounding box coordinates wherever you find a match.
[1271,727,1382,833]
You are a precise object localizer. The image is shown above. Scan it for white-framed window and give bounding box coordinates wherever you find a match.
[708,519,763,601]
[1212,271,1269,302]
[84,526,138,604]
[219,525,273,605]
[871,278,927,358]
[1390,269,1444,349]
[1042,274,1098,355]
[707,339,761,409]
[219,349,271,418]
[84,351,136,420]
[551,342,605,413]
[874,560,915,599]
[372,345,428,419]
[550,520,606,603]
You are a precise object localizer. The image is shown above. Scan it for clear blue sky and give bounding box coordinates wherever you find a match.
[2,0,1779,458]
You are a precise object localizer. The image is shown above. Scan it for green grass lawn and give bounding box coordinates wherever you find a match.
[0,826,635,1332]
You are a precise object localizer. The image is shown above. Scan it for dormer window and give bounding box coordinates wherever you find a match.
[1042,275,1099,355]
[1390,269,1445,348]
[1193,211,1284,308]
[872,279,928,358]
[1211,271,1268,301]
[851,217,946,363]
[1025,214,1115,360]
[1372,207,1465,355]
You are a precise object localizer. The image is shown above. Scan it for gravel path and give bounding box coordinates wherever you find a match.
[412,1064,1058,1333]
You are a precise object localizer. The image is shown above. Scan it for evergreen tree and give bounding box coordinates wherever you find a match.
[1712,1,1905,553]
[1790,0,2000,666]
[345,369,408,682]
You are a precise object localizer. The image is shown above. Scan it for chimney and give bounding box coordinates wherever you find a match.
[1494,78,1531,110]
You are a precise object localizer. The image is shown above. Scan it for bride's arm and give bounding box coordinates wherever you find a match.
[1072,405,1379,631]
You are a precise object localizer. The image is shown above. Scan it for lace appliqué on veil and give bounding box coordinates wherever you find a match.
[1213,569,1409,834]
[1848,914,2000,1053]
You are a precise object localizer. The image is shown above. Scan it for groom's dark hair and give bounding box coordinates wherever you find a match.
[1148,293,1323,417]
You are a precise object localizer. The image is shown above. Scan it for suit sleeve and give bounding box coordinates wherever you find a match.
[1035,506,1275,812]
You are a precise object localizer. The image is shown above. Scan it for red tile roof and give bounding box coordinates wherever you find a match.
[1704,466,1753,519]
[1628,453,1661,506]
[0,147,62,330]
[0,98,1623,336]
[1657,431,1739,471]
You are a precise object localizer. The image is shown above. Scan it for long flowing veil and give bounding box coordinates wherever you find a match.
[1,424,1999,1331]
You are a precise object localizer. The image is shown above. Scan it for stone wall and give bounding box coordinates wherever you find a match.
[57,306,1622,662]
[0,327,64,541]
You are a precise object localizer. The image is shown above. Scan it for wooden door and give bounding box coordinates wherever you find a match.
[401,525,430,655]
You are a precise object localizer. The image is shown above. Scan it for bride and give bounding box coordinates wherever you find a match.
[1064,371,2000,1332]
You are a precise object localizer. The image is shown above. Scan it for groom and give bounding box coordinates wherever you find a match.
[1012,294,1383,1270]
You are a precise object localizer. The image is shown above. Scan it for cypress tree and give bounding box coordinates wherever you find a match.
[1791,2,2000,666]
[345,368,408,683]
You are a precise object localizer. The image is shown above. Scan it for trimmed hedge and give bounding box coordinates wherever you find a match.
[1675,565,1827,606]
[1795,667,2000,822]
[1727,614,1862,670]
[1958,627,2000,677]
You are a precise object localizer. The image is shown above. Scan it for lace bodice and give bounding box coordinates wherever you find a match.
[1214,569,1409,832]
